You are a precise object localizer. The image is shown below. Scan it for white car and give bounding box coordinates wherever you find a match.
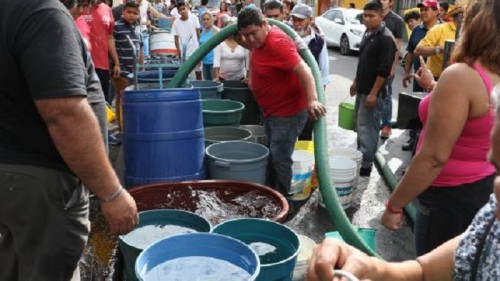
[315,8,366,55]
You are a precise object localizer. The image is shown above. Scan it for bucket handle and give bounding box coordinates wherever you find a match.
[214,160,231,168]
[333,270,359,281]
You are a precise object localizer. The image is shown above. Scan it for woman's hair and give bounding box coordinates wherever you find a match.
[451,0,500,74]
[220,2,229,12]
[201,11,213,20]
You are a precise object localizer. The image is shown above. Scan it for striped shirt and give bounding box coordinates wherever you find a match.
[113,18,142,78]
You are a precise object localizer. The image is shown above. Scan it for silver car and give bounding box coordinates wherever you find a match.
[315,8,366,55]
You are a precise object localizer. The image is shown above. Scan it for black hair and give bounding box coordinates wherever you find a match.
[176,1,186,9]
[349,2,356,8]
[363,0,383,13]
[124,0,139,9]
[237,7,264,29]
[439,1,449,11]
[201,0,209,6]
[404,10,420,23]
[60,0,77,9]
[263,0,284,12]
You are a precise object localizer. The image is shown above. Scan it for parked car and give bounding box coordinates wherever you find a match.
[314,8,366,55]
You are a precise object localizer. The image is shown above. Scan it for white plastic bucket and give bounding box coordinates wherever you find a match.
[150,31,177,55]
[290,150,314,201]
[292,235,317,281]
[319,156,356,209]
[331,148,362,189]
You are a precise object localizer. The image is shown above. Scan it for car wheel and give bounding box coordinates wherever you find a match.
[340,35,352,56]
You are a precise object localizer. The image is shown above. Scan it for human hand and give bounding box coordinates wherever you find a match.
[349,83,357,97]
[380,209,403,230]
[306,238,376,281]
[413,56,434,90]
[308,100,327,120]
[402,72,412,88]
[101,190,138,235]
[112,65,121,79]
[365,93,377,108]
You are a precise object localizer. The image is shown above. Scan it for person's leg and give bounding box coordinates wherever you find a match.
[95,68,112,104]
[142,30,150,57]
[381,78,393,138]
[356,95,383,176]
[265,110,308,197]
[202,64,213,81]
[112,76,130,132]
[298,118,313,141]
[0,164,90,281]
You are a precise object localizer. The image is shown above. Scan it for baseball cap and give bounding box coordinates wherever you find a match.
[416,0,438,9]
[290,4,312,19]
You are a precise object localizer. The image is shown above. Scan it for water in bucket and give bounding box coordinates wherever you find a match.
[144,256,252,280]
[290,150,314,201]
[124,224,197,249]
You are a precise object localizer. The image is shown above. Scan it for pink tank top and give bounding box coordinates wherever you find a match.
[417,63,496,187]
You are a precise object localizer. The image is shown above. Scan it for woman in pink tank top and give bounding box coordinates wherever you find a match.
[380,2,500,256]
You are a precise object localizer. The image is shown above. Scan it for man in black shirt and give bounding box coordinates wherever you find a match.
[350,0,396,177]
[0,1,138,279]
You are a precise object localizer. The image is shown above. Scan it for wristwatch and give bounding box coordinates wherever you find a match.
[435,46,440,55]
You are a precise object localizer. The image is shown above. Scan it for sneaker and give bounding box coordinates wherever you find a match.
[402,139,415,151]
[360,167,372,177]
[380,126,391,139]
[108,133,122,146]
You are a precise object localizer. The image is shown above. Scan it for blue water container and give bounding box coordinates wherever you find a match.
[122,88,206,188]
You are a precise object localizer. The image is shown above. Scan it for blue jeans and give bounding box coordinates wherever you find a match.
[355,94,384,169]
[202,63,213,81]
[142,30,149,57]
[264,110,308,197]
[414,174,494,255]
[381,77,393,127]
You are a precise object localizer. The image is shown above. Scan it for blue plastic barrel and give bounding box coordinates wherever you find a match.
[122,88,206,188]
[135,233,260,281]
[189,80,224,99]
[212,218,301,281]
[119,209,211,281]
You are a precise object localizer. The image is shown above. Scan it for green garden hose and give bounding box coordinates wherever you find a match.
[167,19,379,257]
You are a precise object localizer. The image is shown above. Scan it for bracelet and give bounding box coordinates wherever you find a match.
[385,200,403,214]
[100,186,124,202]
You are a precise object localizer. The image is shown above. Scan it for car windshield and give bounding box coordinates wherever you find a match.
[345,10,363,24]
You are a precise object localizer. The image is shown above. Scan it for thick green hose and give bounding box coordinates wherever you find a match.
[167,19,378,257]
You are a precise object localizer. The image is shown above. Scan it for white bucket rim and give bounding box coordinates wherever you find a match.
[329,156,357,170]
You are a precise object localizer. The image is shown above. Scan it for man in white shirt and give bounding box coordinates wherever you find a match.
[172,1,202,79]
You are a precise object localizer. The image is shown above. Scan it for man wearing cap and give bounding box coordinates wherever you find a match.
[236,8,326,212]
[414,0,465,79]
[401,0,439,152]
[291,4,330,141]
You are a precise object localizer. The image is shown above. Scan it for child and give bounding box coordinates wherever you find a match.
[112,0,144,130]
[172,1,202,80]
[404,10,421,31]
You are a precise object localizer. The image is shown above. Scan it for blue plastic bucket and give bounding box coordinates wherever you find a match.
[119,209,211,281]
[212,218,301,281]
[206,141,269,185]
[122,88,206,188]
[135,233,260,280]
[190,80,224,99]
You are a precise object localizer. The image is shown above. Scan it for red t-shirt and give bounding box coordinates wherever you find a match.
[75,16,91,51]
[83,3,114,70]
[250,26,308,117]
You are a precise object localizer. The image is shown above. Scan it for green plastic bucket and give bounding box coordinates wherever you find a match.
[204,126,252,147]
[190,80,224,99]
[119,209,211,281]
[324,227,377,251]
[212,218,301,281]
[202,99,245,127]
[338,102,356,130]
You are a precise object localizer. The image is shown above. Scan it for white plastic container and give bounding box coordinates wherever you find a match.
[331,148,362,189]
[319,156,357,209]
[290,150,314,201]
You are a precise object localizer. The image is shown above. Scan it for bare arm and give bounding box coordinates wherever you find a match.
[174,35,181,57]
[148,3,168,19]
[390,38,402,77]
[35,97,137,234]
[403,52,414,88]
[292,60,326,119]
[108,35,120,78]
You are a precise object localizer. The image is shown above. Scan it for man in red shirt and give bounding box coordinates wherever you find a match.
[237,8,326,210]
